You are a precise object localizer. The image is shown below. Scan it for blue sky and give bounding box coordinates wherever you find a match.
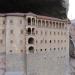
[68,0,75,20]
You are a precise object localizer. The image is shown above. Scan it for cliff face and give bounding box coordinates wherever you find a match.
[0,0,69,19]
[69,38,75,58]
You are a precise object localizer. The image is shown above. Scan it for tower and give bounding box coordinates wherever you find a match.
[0,14,6,75]
[5,13,26,75]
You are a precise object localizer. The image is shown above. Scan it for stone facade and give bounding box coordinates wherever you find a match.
[0,12,70,75]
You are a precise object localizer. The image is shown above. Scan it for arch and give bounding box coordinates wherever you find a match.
[42,20,45,27]
[62,23,64,28]
[32,18,35,25]
[56,22,58,28]
[46,21,49,27]
[53,22,55,28]
[59,22,61,28]
[27,28,31,34]
[29,46,34,53]
[32,28,35,34]
[28,17,31,25]
[38,20,41,26]
[28,37,34,44]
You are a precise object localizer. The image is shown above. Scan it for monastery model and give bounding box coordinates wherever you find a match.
[0,12,70,75]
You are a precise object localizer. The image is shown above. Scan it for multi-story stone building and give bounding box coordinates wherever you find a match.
[0,12,70,75]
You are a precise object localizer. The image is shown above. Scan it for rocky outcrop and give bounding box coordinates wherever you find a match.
[0,0,68,19]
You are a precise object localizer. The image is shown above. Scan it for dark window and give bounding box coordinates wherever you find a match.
[54,48,56,50]
[41,40,43,43]
[28,37,34,44]
[27,28,31,34]
[42,20,45,27]
[38,20,41,26]
[41,31,43,35]
[58,40,59,43]
[46,21,49,27]
[61,40,63,43]
[54,32,56,35]
[36,40,38,43]
[10,50,12,52]
[45,49,46,51]
[20,40,23,44]
[40,49,42,51]
[54,40,56,43]
[21,30,24,34]
[50,40,51,43]
[58,48,60,50]
[50,21,52,25]
[36,49,37,51]
[0,40,3,44]
[20,20,22,24]
[10,20,13,24]
[53,22,55,28]
[45,31,47,35]
[36,20,37,24]
[28,18,31,25]
[29,46,34,53]
[10,30,13,34]
[21,50,23,52]
[2,30,5,34]
[3,20,5,24]
[59,23,61,28]
[62,23,64,28]
[10,40,13,44]
[61,47,63,50]
[56,22,58,28]
[50,48,51,50]
[64,40,66,42]
[32,28,35,35]
[58,32,60,35]
[45,40,47,43]
[61,32,63,35]
[50,32,51,35]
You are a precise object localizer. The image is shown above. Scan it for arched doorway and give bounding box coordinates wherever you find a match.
[27,28,31,34]
[28,18,31,25]
[29,46,34,53]
[28,37,34,44]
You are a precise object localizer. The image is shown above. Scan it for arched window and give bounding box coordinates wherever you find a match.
[32,28,35,35]
[59,23,61,28]
[56,22,58,28]
[38,20,41,26]
[42,20,45,27]
[28,18,31,25]
[53,22,55,28]
[29,46,34,53]
[27,28,31,34]
[32,18,35,25]
[50,21,52,28]
[62,23,64,28]
[28,37,34,44]
[46,21,49,27]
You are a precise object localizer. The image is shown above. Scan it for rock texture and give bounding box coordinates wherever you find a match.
[0,0,69,19]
